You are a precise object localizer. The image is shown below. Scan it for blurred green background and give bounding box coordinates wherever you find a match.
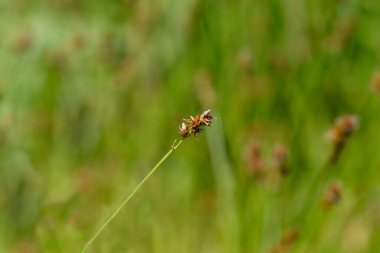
[1,0,380,252]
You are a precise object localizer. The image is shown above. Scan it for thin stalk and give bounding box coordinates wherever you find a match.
[81,139,183,253]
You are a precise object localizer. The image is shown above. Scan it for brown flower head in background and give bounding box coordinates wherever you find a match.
[328,115,358,143]
[271,228,299,253]
[327,115,358,164]
[321,181,342,208]
[179,109,214,138]
[273,145,288,176]
[246,142,263,178]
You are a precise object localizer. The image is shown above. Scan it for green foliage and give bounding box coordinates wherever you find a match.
[1,0,380,252]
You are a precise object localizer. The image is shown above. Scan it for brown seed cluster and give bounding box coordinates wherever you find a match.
[321,181,342,208]
[273,145,288,176]
[179,110,214,138]
[327,115,358,164]
[328,115,358,144]
[271,229,299,253]
[246,142,263,178]
[245,141,289,184]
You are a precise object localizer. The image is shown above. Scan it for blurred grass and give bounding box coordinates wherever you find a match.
[1,0,380,252]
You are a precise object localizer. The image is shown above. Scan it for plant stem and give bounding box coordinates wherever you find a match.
[81,139,183,253]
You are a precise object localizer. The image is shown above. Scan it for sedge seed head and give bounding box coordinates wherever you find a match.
[179,109,214,138]
[327,115,358,144]
[321,181,342,208]
[179,123,190,138]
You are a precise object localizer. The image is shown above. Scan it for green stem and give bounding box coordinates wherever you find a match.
[81,139,184,253]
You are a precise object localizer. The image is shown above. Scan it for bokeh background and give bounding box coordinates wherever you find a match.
[1,0,380,252]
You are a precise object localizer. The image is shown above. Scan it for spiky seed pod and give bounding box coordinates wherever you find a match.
[179,110,214,138]
[179,123,190,138]
[200,109,214,126]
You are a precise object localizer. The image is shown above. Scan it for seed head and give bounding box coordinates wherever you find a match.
[179,123,190,138]
[321,181,342,208]
[179,110,214,138]
[273,145,288,176]
[271,229,299,253]
[246,142,263,178]
[200,109,214,126]
[328,115,358,144]
[326,115,358,165]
